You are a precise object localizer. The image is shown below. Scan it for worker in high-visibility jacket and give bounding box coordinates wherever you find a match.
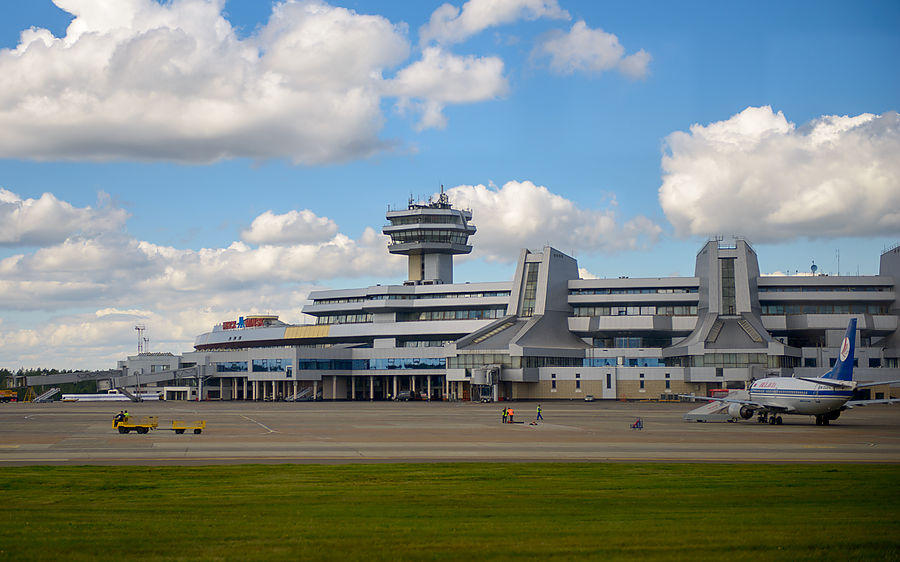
[507,408,514,423]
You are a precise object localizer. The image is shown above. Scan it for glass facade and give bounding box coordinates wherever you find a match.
[252,358,292,372]
[296,358,446,370]
[584,358,664,367]
[593,336,672,348]
[519,262,539,317]
[398,308,506,321]
[398,340,453,348]
[720,258,736,315]
[388,215,464,226]
[665,354,799,368]
[761,303,889,315]
[387,229,469,245]
[316,313,373,325]
[573,305,697,317]
[570,287,697,295]
[313,291,510,305]
[758,286,890,292]
[216,361,248,373]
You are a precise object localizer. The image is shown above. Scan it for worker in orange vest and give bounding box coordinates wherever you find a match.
[508,407,514,423]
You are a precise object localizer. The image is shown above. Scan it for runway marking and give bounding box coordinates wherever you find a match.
[240,415,279,434]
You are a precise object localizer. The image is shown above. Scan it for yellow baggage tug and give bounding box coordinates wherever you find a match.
[113,416,205,434]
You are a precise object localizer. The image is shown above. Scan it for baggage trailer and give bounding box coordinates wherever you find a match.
[112,416,158,434]
[112,416,205,435]
[172,420,206,434]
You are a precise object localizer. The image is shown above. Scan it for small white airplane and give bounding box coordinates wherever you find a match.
[682,318,900,425]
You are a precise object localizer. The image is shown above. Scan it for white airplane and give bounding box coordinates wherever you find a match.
[682,318,900,425]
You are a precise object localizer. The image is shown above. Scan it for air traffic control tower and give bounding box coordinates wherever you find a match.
[383,189,476,285]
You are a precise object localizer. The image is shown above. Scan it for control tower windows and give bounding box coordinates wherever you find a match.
[720,258,736,315]
[520,262,539,317]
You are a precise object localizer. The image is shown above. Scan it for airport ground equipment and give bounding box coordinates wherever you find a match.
[33,388,60,403]
[112,415,205,434]
[171,420,206,434]
[112,416,159,434]
[0,389,16,403]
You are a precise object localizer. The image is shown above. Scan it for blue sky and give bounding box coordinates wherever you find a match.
[0,0,898,369]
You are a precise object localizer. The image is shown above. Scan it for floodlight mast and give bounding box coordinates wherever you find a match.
[135,325,147,354]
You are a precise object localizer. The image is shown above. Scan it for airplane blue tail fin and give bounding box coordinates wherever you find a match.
[822,318,857,381]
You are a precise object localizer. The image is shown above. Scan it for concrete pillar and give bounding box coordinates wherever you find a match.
[243,378,247,400]
[392,375,398,399]
[369,377,374,401]
[427,376,432,401]
[351,376,356,400]
[252,380,258,401]
[332,375,337,400]
[313,380,318,401]
[411,375,416,393]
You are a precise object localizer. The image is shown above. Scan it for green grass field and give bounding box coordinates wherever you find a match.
[1,463,898,561]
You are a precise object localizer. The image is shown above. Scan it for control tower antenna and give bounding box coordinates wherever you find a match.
[135,325,147,354]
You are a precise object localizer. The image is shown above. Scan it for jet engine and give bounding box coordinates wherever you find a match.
[727,403,754,420]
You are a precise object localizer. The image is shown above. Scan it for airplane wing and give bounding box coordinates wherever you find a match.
[844,398,900,408]
[796,377,854,389]
[856,379,900,388]
[678,394,790,412]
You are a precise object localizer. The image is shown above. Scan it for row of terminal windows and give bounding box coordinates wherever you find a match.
[758,286,890,292]
[316,313,373,325]
[573,305,698,317]
[398,308,507,322]
[664,354,799,368]
[367,291,510,300]
[449,355,665,369]
[398,340,454,348]
[312,291,510,306]
[585,358,665,367]
[570,287,698,295]
[593,336,672,348]
[217,359,294,373]
[449,354,587,369]
[760,303,889,315]
[387,215,465,226]
[387,230,469,245]
[297,358,446,370]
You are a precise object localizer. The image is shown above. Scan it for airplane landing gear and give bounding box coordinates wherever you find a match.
[757,413,768,424]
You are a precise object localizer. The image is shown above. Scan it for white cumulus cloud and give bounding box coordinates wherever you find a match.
[241,209,339,245]
[659,106,900,242]
[0,0,510,164]
[0,188,127,247]
[446,180,662,261]
[532,21,650,79]
[390,47,508,129]
[420,0,569,45]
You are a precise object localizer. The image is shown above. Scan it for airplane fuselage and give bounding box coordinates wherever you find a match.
[749,377,854,416]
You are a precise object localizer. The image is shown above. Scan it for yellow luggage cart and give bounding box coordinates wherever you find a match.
[172,420,206,434]
[112,416,158,434]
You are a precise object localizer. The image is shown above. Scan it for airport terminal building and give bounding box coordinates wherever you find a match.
[121,194,900,402]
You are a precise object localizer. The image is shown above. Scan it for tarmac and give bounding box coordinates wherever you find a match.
[1,399,899,465]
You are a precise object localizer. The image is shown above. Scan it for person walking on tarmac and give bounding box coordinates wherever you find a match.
[508,407,514,423]
[502,407,508,424]
[536,404,543,421]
